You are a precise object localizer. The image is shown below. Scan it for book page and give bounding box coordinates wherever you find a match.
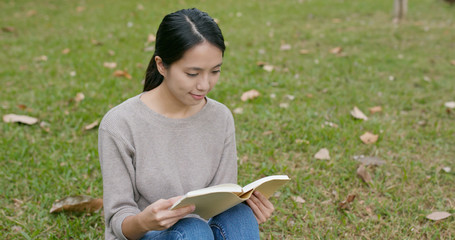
[242,175,290,198]
[185,183,243,197]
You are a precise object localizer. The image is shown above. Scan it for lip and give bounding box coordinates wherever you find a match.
[190,93,205,100]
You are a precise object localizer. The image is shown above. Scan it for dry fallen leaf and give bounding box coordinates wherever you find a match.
[3,114,38,125]
[360,132,379,144]
[291,196,306,203]
[147,34,156,43]
[263,65,274,72]
[34,55,48,62]
[426,211,452,221]
[241,89,260,101]
[279,102,289,109]
[233,107,243,114]
[103,62,117,69]
[338,194,356,210]
[314,148,330,160]
[74,92,85,103]
[76,6,85,12]
[50,195,103,213]
[2,26,16,33]
[62,48,70,54]
[350,106,368,120]
[84,120,99,131]
[445,101,455,109]
[280,44,292,51]
[26,10,37,17]
[91,39,103,46]
[355,156,385,166]
[330,46,343,54]
[113,70,132,79]
[357,164,372,183]
[369,106,382,114]
[299,49,310,54]
[40,121,51,132]
[262,130,273,136]
[450,60,455,66]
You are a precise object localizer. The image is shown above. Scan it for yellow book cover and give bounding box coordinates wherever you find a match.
[170,175,290,219]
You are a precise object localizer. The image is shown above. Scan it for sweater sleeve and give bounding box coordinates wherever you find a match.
[99,128,141,240]
[208,111,238,186]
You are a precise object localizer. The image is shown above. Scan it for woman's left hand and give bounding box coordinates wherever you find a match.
[245,191,275,224]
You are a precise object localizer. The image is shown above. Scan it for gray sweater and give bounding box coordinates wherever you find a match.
[98,94,238,240]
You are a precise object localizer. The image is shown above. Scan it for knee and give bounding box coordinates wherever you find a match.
[171,218,214,240]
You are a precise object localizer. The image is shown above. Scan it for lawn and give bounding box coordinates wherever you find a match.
[1,0,454,239]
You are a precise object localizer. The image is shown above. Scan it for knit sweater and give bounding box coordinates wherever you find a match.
[98,94,238,240]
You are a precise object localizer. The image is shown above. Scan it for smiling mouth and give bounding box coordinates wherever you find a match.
[190,93,205,100]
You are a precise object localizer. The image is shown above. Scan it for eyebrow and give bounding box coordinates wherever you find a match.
[186,63,223,71]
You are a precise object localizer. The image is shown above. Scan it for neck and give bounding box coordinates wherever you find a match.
[140,84,205,119]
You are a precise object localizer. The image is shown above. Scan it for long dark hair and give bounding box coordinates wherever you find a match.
[143,8,226,92]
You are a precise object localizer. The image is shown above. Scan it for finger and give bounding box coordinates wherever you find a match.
[253,191,274,210]
[246,198,265,224]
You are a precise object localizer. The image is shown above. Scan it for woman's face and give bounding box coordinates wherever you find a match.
[157,41,223,107]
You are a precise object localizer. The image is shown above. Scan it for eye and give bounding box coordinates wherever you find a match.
[212,70,221,74]
[186,73,198,77]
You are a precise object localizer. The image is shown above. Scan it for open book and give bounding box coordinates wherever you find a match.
[170,175,290,219]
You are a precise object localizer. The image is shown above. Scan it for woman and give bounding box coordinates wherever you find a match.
[99,8,274,240]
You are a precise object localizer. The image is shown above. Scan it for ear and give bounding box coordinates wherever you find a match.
[155,56,167,78]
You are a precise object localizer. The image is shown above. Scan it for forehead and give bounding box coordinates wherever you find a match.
[174,42,223,68]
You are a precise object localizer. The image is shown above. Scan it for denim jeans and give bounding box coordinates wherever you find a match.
[139,203,260,240]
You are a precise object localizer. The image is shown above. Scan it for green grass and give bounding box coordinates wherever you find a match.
[1,0,454,239]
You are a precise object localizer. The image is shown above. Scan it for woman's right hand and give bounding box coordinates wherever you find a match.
[138,196,195,230]
[122,196,195,240]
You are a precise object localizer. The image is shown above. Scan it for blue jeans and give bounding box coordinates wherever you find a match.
[139,203,260,240]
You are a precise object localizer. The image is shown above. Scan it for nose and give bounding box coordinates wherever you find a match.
[196,74,210,92]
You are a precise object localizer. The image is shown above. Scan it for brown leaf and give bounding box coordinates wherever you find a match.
[34,55,48,61]
[240,89,260,101]
[26,10,37,17]
[3,114,38,125]
[314,148,330,160]
[338,194,356,210]
[426,211,452,221]
[62,48,70,54]
[103,62,117,69]
[299,49,310,55]
[280,44,292,51]
[91,39,103,46]
[262,130,273,136]
[74,92,85,103]
[445,101,455,109]
[291,196,306,203]
[233,107,243,114]
[355,156,385,166]
[17,104,27,110]
[147,34,156,43]
[369,106,382,114]
[2,26,15,33]
[262,64,274,72]
[256,61,267,67]
[76,6,85,12]
[84,120,99,131]
[450,60,455,66]
[40,121,51,132]
[330,47,343,54]
[357,164,372,183]
[360,132,379,144]
[113,70,132,79]
[350,106,368,120]
[50,195,103,213]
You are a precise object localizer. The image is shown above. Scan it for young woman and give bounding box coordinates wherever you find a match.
[99,8,274,240]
